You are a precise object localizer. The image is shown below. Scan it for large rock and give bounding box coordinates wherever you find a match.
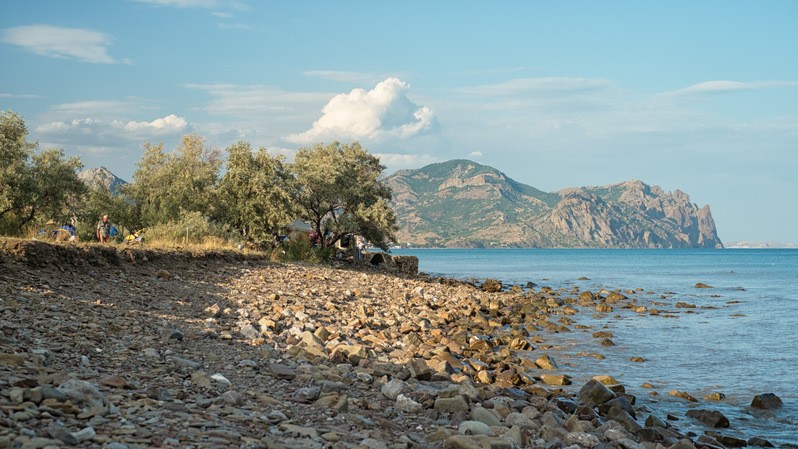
[750,393,783,410]
[577,379,616,407]
[685,409,730,428]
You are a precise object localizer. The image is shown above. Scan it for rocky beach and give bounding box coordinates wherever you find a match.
[0,240,786,449]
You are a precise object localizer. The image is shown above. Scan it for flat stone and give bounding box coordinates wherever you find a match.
[458,420,494,436]
[435,395,470,414]
[471,407,501,427]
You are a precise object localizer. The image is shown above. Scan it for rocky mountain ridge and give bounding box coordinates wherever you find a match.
[78,167,127,193]
[384,160,723,248]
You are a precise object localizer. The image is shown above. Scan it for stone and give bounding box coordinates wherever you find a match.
[535,354,558,370]
[668,390,698,402]
[750,393,783,410]
[482,279,502,292]
[58,379,105,406]
[504,411,538,430]
[381,378,410,400]
[435,396,470,414]
[396,394,423,413]
[471,407,502,427]
[703,392,726,401]
[685,409,730,428]
[221,390,243,405]
[747,437,775,447]
[694,283,713,288]
[606,406,642,433]
[577,379,616,407]
[458,420,494,436]
[593,374,619,385]
[540,374,571,385]
[565,432,600,448]
[72,426,96,443]
[705,431,747,447]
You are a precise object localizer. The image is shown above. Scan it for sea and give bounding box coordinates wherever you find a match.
[391,248,798,446]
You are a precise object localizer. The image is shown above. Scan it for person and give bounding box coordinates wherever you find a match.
[97,214,112,243]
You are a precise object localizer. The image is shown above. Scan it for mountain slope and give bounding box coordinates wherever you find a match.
[78,167,127,193]
[384,160,723,248]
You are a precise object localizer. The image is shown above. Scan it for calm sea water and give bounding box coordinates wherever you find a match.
[392,248,798,446]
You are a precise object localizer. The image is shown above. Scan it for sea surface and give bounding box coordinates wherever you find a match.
[391,248,798,446]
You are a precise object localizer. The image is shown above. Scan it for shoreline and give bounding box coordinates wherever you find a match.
[0,239,789,448]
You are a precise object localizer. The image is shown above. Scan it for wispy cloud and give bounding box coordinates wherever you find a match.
[131,0,219,8]
[456,77,612,97]
[131,0,248,11]
[0,93,42,99]
[286,77,437,144]
[469,150,483,158]
[1,25,120,64]
[303,70,398,84]
[663,80,798,97]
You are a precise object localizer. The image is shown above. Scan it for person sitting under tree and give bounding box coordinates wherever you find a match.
[96,214,112,243]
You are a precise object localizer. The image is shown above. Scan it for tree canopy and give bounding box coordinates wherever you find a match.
[289,142,397,250]
[0,110,398,254]
[0,110,85,234]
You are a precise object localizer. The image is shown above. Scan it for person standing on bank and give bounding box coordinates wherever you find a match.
[97,214,112,243]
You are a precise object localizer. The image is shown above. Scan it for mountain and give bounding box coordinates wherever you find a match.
[384,159,723,248]
[78,167,127,194]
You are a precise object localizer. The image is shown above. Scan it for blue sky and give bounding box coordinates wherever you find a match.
[2,1,797,243]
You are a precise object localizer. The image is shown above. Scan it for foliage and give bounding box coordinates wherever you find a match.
[124,135,221,226]
[216,141,295,242]
[145,210,232,245]
[0,111,86,235]
[269,231,332,263]
[74,185,137,242]
[288,141,397,250]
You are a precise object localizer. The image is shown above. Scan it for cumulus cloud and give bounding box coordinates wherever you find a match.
[469,150,483,158]
[1,25,118,64]
[286,77,436,144]
[663,80,798,97]
[35,114,189,146]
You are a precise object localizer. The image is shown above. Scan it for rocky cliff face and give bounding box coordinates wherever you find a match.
[78,167,127,193]
[384,160,723,248]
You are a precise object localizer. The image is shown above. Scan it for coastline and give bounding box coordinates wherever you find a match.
[0,240,790,448]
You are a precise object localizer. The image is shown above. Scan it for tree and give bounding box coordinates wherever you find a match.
[216,142,294,241]
[125,134,221,226]
[288,141,397,250]
[0,111,85,234]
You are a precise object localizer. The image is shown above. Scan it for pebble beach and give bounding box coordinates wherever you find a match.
[0,240,787,449]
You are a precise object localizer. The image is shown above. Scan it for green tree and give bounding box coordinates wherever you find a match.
[288,141,397,250]
[216,141,294,241]
[125,134,221,226]
[0,111,85,234]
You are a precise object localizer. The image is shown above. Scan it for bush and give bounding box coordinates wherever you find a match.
[270,231,333,263]
[146,210,233,246]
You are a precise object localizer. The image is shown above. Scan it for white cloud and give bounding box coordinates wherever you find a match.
[1,25,118,64]
[663,80,798,97]
[375,153,440,172]
[35,114,189,146]
[217,23,252,31]
[469,151,483,157]
[286,77,436,144]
